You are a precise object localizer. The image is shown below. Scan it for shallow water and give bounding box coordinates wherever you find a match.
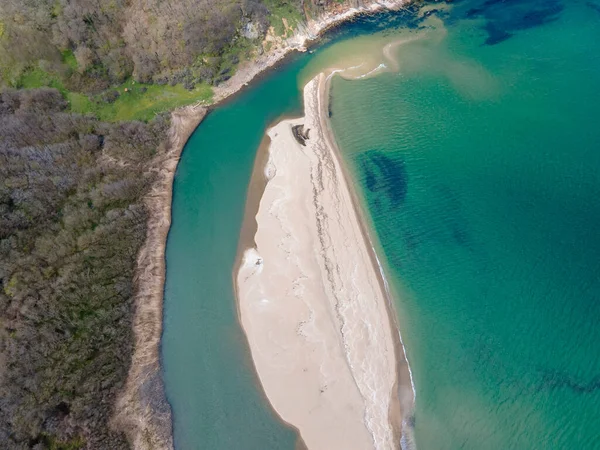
[330,1,600,448]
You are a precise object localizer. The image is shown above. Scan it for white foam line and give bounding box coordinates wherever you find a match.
[371,249,417,402]
[356,63,388,79]
[326,68,345,81]
[326,63,366,81]
[346,63,365,71]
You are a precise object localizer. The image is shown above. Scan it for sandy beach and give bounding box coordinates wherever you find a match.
[235,73,414,449]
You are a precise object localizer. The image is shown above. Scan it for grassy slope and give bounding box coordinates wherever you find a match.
[16,66,213,123]
[67,81,212,122]
[262,0,304,36]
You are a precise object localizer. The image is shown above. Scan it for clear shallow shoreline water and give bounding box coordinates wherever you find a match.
[330,1,600,448]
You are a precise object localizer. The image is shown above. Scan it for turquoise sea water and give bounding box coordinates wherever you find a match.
[330,1,600,448]
[163,1,600,448]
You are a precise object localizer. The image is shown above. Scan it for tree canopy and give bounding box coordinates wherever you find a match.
[0,88,168,449]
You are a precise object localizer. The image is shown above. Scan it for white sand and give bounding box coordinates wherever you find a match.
[236,74,401,449]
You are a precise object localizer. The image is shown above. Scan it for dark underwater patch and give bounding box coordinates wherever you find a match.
[355,152,409,269]
[541,371,600,394]
[321,0,454,48]
[586,1,600,15]
[357,151,408,209]
[361,159,378,193]
[451,0,565,45]
[483,23,513,45]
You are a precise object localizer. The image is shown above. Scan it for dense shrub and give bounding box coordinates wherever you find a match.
[0,88,168,449]
[0,1,356,90]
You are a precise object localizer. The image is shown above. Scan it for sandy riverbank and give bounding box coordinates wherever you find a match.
[235,73,414,449]
[111,105,207,449]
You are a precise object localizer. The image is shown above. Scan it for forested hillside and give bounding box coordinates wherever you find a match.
[0,0,351,121]
[1,0,267,88]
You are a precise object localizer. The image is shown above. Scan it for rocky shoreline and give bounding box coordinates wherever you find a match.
[214,0,408,103]
[116,1,408,448]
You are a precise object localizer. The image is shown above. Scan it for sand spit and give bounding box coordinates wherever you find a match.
[111,105,207,450]
[236,73,413,449]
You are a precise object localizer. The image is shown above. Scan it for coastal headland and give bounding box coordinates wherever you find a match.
[235,72,414,449]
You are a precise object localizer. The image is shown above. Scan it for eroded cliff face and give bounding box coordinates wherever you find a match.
[306,0,371,16]
[292,0,409,38]
[301,0,409,35]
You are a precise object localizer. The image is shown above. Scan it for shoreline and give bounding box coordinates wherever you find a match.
[111,105,207,449]
[213,0,408,106]
[116,1,410,448]
[317,70,416,444]
[234,73,414,449]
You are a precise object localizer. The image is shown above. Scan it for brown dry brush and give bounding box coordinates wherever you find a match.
[0,88,168,449]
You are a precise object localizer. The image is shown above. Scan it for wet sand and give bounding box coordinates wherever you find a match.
[235,73,414,449]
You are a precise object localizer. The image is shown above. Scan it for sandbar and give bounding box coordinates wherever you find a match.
[235,73,414,449]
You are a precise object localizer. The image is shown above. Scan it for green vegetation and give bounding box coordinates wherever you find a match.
[39,434,85,450]
[65,92,93,114]
[68,80,213,122]
[0,0,277,122]
[0,0,273,90]
[61,50,78,72]
[14,66,212,122]
[263,0,305,36]
[16,67,65,91]
[96,83,212,122]
[1,88,170,449]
